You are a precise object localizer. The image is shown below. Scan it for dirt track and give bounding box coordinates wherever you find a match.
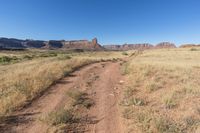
[1,61,126,133]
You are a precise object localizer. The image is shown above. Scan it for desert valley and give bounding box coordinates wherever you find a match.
[0,38,200,133]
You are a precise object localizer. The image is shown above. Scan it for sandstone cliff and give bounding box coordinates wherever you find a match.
[0,37,103,50]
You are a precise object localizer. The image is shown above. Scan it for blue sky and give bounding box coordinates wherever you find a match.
[0,0,200,45]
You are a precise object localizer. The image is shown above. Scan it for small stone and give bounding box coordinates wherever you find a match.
[119,80,125,84]
[114,87,118,90]
[109,93,114,96]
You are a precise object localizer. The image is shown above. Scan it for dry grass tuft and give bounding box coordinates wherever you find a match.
[67,90,94,109]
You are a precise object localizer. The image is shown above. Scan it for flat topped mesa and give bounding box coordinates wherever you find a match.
[0,37,104,50]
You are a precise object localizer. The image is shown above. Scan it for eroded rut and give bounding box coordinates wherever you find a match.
[1,61,125,133]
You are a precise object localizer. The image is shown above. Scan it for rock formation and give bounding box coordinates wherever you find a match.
[0,37,103,50]
[155,42,176,48]
[0,37,181,51]
[104,43,153,50]
[0,38,25,49]
[179,44,200,48]
[104,42,177,50]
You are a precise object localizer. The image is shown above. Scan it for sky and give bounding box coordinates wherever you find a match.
[0,0,200,45]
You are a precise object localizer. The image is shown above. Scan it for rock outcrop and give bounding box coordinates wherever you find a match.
[104,43,153,50]
[0,37,180,51]
[104,42,177,50]
[179,44,200,48]
[155,42,176,48]
[0,38,25,49]
[0,37,103,50]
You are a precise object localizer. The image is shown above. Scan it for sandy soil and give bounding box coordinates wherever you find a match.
[1,61,126,133]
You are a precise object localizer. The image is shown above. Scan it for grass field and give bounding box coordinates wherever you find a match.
[121,49,200,133]
[2,48,200,132]
[121,48,200,133]
[0,49,127,119]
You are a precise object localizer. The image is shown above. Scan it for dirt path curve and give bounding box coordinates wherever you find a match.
[1,61,126,133]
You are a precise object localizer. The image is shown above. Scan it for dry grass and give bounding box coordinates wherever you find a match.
[67,90,94,109]
[0,50,126,119]
[41,89,94,132]
[122,48,200,133]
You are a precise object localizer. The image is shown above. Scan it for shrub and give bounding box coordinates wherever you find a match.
[67,90,94,108]
[124,87,136,98]
[190,48,198,51]
[23,55,34,60]
[0,56,21,64]
[57,54,71,60]
[122,51,128,56]
[163,94,177,109]
[130,97,146,106]
[0,56,12,63]
[121,97,146,106]
[145,82,161,92]
[44,109,76,125]
[155,117,181,133]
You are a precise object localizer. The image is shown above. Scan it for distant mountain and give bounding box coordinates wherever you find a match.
[155,42,176,48]
[179,44,200,48]
[0,37,103,50]
[104,43,153,50]
[0,37,180,51]
[104,42,176,50]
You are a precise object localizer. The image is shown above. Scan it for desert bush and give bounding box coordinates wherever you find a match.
[163,94,177,109]
[121,97,146,106]
[57,54,71,60]
[43,108,76,125]
[154,117,182,133]
[122,108,134,119]
[124,87,137,98]
[39,52,57,57]
[130,97,146,106]
[122,51,128,56]
[145,82,161,92]
[67,90,94,109]
[190,48,198,51]
[0,56,19,64]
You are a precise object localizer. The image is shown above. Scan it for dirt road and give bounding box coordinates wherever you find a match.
[1,61,125,133]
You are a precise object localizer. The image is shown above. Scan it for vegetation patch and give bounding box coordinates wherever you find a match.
[190,48,199,51]
[121,97,146,106]
[122,51,128,56]
[154,116,182,133]
[0,56,20,64]
[67,90,94,109]
[145,81,161,92]
[121,62,130,75]
[163,92,177,109]
[43,108,77,126]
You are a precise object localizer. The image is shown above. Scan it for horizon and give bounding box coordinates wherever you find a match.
[1,36,198,46]
[1,0,200,45]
